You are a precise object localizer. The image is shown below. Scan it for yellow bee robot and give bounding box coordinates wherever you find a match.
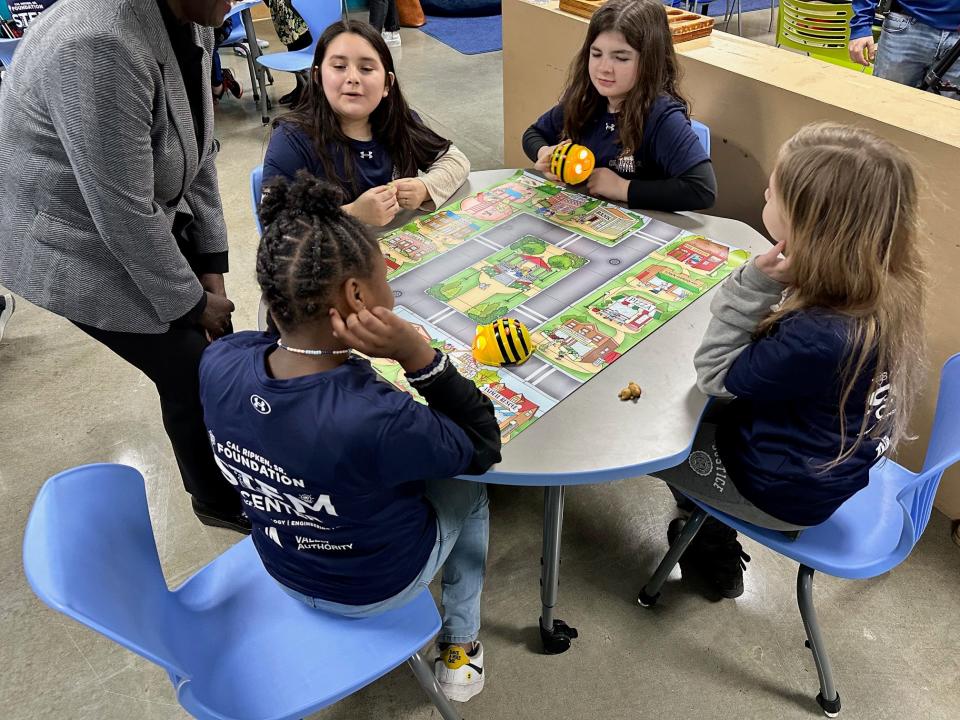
[472,317,535,366]
[550,143,595,185]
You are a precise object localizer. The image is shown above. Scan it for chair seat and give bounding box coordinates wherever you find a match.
[256,48,316,73]
[172,538,441,720]
[692,459,916,580]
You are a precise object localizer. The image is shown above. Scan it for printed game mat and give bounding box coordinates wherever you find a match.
[372,171,748,443]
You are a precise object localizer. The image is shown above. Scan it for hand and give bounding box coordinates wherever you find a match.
[848,36,877,66]
[329,306,436,373]
[534,144,561,182]
[345,185,400,227]
[586,167,629,202]
[199,272,226,297]
[199,291,235,340]
[393,178,430,210]
[754,240,793,284]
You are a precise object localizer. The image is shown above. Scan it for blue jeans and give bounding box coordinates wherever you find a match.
[874,12,960,99]
[281,477,489,645]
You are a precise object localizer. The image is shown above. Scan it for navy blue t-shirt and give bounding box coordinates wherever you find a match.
[531,95,708,181]
[718,311,887,526]
[263,121,395,203]
[198,331,476,605]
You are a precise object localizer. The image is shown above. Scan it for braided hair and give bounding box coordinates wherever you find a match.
[256,171,382,329]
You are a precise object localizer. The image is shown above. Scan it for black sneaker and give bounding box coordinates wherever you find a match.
[668,516,750,599]
[192,498,251,535]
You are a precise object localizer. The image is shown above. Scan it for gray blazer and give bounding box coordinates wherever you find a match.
[0,0,227,333]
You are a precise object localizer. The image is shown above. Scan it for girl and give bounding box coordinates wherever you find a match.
[263,20,470,227]
[651,123,926,598]
[199,173,501,702]
[522,0,716,212]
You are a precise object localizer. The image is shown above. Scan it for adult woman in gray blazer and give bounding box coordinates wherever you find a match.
[0,0,248,533]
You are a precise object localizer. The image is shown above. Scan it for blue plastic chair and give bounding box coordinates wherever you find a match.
[638,353,960,718]
[256,0,345,76]
[251,164,264,235]
[691,119,711,156]
[0,37,20,68]
[219,1,271,104]
[22,464,462,720]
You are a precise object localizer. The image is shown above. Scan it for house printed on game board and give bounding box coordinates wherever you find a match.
[549,319,619,365]
[634,264,704,301]
[594,295,659,332]
[537,191,590,215]
[480,382,539,439]
[460,193,513,222]
[573,206,636,238]
[667,237,728,273]
[489,183,536,204]
[383,232,438,262]
[417,211,480,243]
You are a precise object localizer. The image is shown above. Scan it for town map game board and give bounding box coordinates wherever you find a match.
[372,171,749,444]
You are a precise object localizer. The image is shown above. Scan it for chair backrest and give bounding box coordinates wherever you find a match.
[776,0,873,74]
[251,164,264,235]
[897,353,960,542]
[291,0,346,53]
[22,464,191,679]
[0,38,20,67]
[691,119,710,156]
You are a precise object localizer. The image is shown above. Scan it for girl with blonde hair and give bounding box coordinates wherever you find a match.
[652,122,926,598]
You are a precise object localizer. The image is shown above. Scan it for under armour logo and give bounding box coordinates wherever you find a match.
[250,395,272,414]
[605,123,616,132]
[359,151,373,159]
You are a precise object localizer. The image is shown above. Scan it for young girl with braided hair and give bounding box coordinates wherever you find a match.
[651,123,926,599]
[198,172,501,701]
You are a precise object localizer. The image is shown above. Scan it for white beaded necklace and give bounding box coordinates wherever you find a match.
[276,340,351,356]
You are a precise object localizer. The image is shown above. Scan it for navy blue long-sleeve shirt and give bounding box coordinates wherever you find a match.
[199,331,501,604]
[851,0,960,39]
[716,312,887,526]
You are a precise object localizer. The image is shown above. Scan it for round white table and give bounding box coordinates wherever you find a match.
[260,169,773,653]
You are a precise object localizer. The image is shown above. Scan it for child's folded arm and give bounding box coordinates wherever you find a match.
[626,160,717,211]
[408,353,503,474]
[694,261,787,397]
[418,144,471,210]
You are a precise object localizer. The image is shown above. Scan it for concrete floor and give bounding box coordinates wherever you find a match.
[2,12,959,720]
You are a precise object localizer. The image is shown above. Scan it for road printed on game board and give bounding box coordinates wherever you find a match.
[374,171,749,442]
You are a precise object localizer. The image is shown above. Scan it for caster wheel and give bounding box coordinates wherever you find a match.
[817,692,841,717]
[539,618,578,654]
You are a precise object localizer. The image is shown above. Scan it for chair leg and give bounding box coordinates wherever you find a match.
[797,565,842,717]
[407,651,462,720]
[244,50,259,103]
[638,508,708,607]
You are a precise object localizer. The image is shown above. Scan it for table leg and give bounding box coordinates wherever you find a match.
[539,485,578,654]
[241,8,271,125]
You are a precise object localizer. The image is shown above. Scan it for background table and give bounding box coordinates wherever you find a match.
[435,170,772,652]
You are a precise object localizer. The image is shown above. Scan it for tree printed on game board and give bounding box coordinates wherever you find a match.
[512,237,547,255]
[473,368,500,386]
[548,253,587,271]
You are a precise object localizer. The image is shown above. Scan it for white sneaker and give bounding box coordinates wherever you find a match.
[0,293,15,342]
[382,30,402,48]
[256,38,269,49]
[434,642,484,702]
